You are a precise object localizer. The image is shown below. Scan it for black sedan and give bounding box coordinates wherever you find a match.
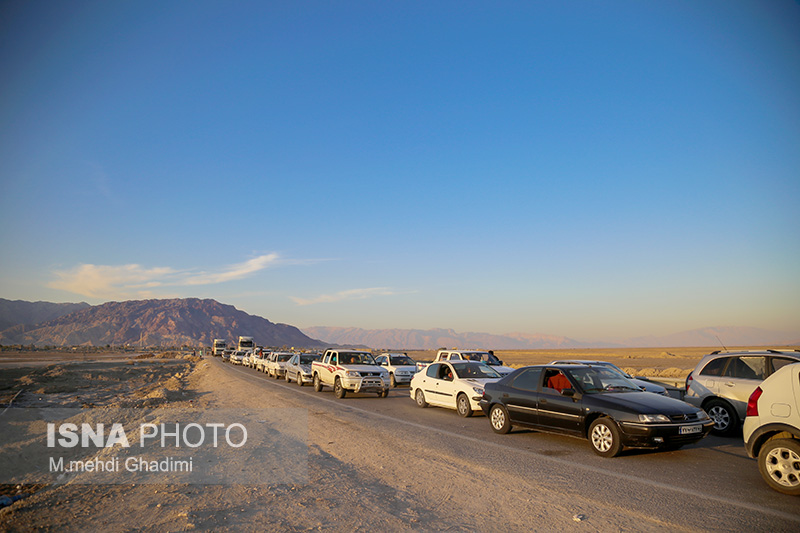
[479,364,714,457]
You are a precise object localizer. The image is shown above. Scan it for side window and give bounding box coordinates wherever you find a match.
[724,357,765,380]
[543,369,571,393]
[510,368,542,392]
[771,358,798,374]
[426,364,440,378]
[699,357,728,376]
[331,353,338,365]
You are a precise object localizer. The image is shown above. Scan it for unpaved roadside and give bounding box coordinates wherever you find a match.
[2,358,689,532]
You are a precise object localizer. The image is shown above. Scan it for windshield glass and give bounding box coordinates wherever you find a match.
[339,352,376,365]
[452,362,501,379]
[390,355,415,366]
[568,367,640,393]
[299,354,319,364]
[277,354,292,362]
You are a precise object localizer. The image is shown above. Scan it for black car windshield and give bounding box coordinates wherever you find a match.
[299,355,319,364]
[452,362,501,379]
[567,367,640,393]
[390,355,415,365]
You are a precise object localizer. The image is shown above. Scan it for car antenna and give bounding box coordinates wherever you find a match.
[715,335,728,352]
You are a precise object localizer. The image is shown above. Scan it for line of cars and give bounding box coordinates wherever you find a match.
[221,345,800,494]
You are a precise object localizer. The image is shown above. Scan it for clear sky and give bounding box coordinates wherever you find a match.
[1,1,798,342]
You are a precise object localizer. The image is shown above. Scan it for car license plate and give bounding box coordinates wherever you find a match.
[680,425,702,435]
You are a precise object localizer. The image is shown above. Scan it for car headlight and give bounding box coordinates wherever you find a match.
[696,410,710,421]
[472,387,484,396]
[638,414,670,423]
[345,371,361,378]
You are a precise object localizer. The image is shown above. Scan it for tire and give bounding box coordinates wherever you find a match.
[415,389,428,408]
[489,404,511,434]
[298,374,304,387]
[313,374,323,392]
[456,393,473,417]
[705,398,739,436]
[758,438,800,495]
[380,389,389,398]
[334,377,346,399]
[285,372,290,382]
[589,417,623,458]
[390,374,397,388]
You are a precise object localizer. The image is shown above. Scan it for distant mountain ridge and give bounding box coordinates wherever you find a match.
[0,298,90,332]
[301,326,593,350]
[0,298,325,348]
[303,325,799,350]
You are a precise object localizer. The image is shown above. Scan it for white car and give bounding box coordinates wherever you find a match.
[548,360,668,396]
[285,353,321,385]
[433,350,515,376]
[374,353,418,387]
[410,361,503,417]
[744,362,800,495]
[267,352,293,379]
[256,351,272,373]
[230,351,247,365]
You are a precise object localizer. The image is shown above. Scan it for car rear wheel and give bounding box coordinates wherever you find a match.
[589,417,622,458]
[415,389,428,408]
[313,374,323,392]
[705,398,739,436]
[334,378,346,399]
[456,393,473,417]
[489,404,511,434]
[758,438,800,495]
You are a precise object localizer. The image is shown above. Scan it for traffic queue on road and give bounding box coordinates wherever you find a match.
[217,344,800,495]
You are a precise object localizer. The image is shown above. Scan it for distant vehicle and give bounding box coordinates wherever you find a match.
[425,350,514,376]
[237,336,255,352]
[267,352,293,379]
[685,350,800,436]
[212,339,227,356]
[481,364,713,457]
[411,361,502,417]
[744,362,800,495]
[230,351,247,365]
[548,360,668,396]
[285,353,321,386]
[222,349,233,362]
[374,353,419,387]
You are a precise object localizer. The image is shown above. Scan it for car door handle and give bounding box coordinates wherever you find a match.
[540,398,548,404]
[724,382,735,387]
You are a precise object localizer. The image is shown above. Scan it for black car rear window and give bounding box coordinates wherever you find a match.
[510,368,541,391]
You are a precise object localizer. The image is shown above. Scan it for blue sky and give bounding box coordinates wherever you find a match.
[1,1,798,341]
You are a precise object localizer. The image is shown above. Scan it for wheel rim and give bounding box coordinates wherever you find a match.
[765,446,800,488]
[457,396,468,415]
[707,405,731,430]
[416,390,424,405]
[491,407,505,430]
[591,423,613,452]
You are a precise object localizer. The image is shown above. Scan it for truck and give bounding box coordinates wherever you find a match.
[311,349,390,398]
[212,339,227,356]
[237,336,255,353]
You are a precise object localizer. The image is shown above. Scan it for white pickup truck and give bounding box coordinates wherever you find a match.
[420,350,515,376]
[312,349,390,398]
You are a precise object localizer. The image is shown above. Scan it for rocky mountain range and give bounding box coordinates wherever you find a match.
[0,298,325,349]
[0,298,91,332]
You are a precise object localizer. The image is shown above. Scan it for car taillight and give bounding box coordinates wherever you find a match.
[686,373,693,392]
[746,386,762,417]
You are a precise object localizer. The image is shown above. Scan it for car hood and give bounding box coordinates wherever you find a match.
[390,365,418,371]
[630,378,667,394]
[587,391,697,415]
[460,377,502,386]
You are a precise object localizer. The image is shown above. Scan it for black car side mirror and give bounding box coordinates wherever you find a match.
[561,388,576,397]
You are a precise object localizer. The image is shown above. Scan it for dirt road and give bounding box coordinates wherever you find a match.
[2,356,799,532]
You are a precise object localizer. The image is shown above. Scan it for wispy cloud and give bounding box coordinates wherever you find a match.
[291,287,402,306]
[48,254,280,299]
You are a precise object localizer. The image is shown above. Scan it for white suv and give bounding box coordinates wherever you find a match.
[684,350,800,436]
[743,362,800,495]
